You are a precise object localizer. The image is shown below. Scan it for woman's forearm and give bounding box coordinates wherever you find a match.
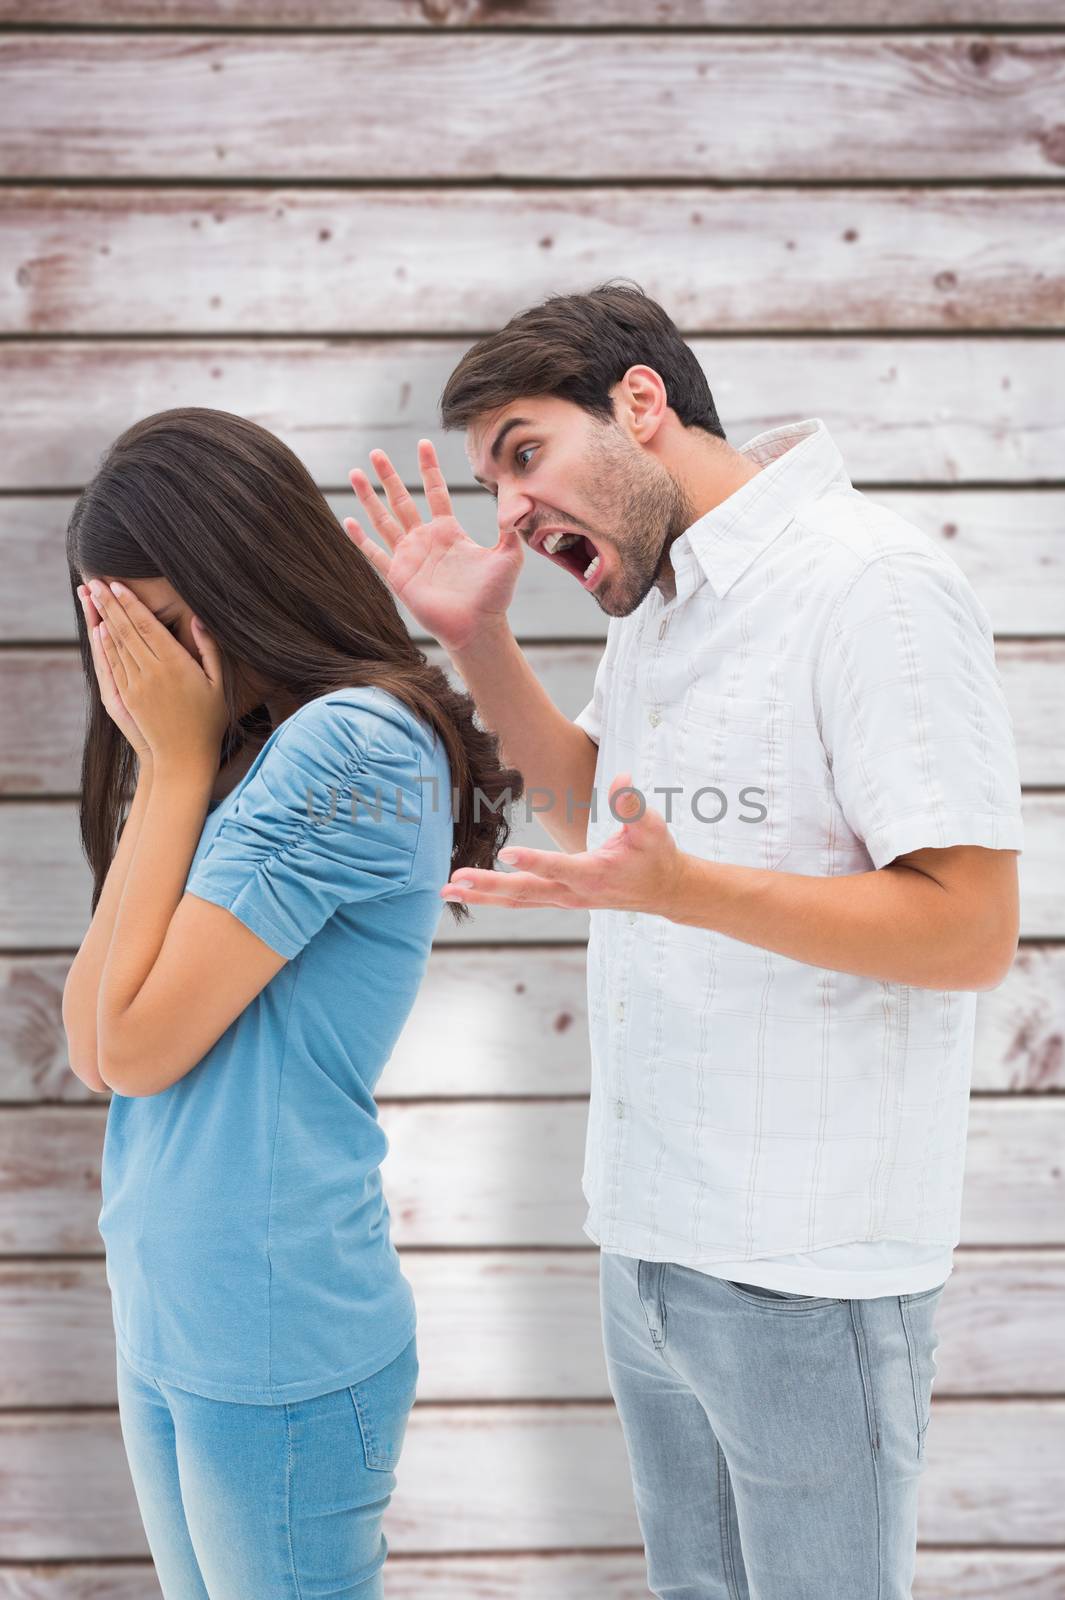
[61,760,153,1091]
[97,758,216,1088]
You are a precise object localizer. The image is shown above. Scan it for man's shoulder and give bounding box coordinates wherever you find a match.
[796,484,967,602]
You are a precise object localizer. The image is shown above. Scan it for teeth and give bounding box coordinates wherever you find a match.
[543,531,580,555]
[583,554,601,582]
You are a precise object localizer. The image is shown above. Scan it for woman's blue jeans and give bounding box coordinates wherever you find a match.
[115,1333,418,1599]
[599,1250,945,1600]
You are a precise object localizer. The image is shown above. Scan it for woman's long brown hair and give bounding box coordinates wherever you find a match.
[66,406,523,925]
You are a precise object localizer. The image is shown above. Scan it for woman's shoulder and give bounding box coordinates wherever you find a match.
[274,685,433,778]
[190,686,439,947]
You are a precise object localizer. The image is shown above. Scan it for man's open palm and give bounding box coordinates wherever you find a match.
[344,439,523,654]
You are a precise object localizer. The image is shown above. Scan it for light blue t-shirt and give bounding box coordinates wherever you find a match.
[97,684,454,1404]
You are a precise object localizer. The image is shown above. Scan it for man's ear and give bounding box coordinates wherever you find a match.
[613,366,669,446]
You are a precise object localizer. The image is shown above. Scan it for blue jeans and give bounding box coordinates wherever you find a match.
[599,1251,945,1600]
[115,1333,418,1599]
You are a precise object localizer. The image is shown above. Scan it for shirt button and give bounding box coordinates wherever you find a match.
[614,1099,626,1119]
[648,708,661,727]
[626,910,638,925]
[615,1000,626,1022]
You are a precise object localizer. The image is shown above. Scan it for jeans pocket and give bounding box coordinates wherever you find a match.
[899,1286,945,1460]
[348,1334,419,1473]
[721,1279,839,1309]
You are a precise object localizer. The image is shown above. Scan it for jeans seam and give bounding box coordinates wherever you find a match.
[849,1299,884,1600]
[351,1381,379,1467]
[716,1436,744,1600]
[637,1258,664,1350]
[659,1262,670,1348]
[284,1403,306,1600]
[898,1295,927,1460]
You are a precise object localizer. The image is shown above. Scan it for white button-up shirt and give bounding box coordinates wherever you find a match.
[574,418,1024,1297]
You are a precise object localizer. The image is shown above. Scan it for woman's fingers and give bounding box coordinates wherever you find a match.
[79,588,112,691]
[78,585,143,744]
[96,615,130,695]
[87,581,145,673]
[417,438,453,521]
[189,615,224,690]
[77,584,101,631]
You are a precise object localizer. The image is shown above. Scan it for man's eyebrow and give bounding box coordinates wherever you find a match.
[472,416,534,489]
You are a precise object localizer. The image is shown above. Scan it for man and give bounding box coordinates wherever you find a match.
[344,284,1023,1599]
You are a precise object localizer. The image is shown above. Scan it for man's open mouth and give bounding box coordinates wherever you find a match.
[538,529,603,588]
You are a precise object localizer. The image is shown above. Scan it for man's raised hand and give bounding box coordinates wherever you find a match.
[344,438,523,655]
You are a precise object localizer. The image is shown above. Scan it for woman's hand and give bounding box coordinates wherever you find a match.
[85,580,228,779]
[77,584,153,764]
[344,438,523,656]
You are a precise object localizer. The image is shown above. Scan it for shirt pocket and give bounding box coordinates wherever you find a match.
[669,691,794,870]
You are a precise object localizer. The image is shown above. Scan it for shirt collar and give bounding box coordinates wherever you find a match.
[668,418,851,602]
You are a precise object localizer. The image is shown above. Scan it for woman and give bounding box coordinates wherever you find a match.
[61,407,521,1599]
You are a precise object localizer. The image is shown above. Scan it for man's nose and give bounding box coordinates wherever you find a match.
[498,489,535,543]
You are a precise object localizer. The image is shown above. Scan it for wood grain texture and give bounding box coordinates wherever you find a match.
[0,1401,1060,1556]
[3,35,1064,182]
[1,1249,1062,1407]
[1,1099,1061,1256]
[3,0,1062,1572]
[2,1552,1065,1600]
[2,641,1060,792]
[6,941,1062,1104]
[3,339,1063,490]
[3,1,1065,25]
[7,489,1064,643]
[0,791,1053,948]
[4,187,1062,335]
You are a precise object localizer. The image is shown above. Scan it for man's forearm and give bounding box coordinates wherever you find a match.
[62,762,154,1090]
[661,853,1009,991]
[448,620,597,853]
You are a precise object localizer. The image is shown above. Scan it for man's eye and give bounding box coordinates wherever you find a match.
[515,446,536,470]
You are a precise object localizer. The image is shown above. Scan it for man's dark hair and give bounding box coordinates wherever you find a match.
[440,281,726,441]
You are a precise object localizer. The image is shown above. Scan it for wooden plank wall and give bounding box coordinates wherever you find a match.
[1,3,1063,1596]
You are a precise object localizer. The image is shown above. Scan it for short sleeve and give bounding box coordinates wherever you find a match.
[186,690,423,958]
[816,551,1024,871]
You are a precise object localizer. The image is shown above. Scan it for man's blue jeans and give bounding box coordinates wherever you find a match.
[599,1250,945,1600]
[115,1333,418,1598]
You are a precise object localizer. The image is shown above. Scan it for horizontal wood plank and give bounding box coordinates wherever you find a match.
[6,339,1062,492]
[0,796,595,947]
[383,1552,1065,1600]
[4,187,1063,335]
[7,487,1065,642]
[3,36,1065,182]
[0,1098,1061,1255]
[0,791,1054,949]
[1,1249,1062,1407]
[0,1401,1060,1556]
[4,2,1065,26]
[2,1552,1065,1600]
[4,941,1063,1104]
[2,641,1060,792]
